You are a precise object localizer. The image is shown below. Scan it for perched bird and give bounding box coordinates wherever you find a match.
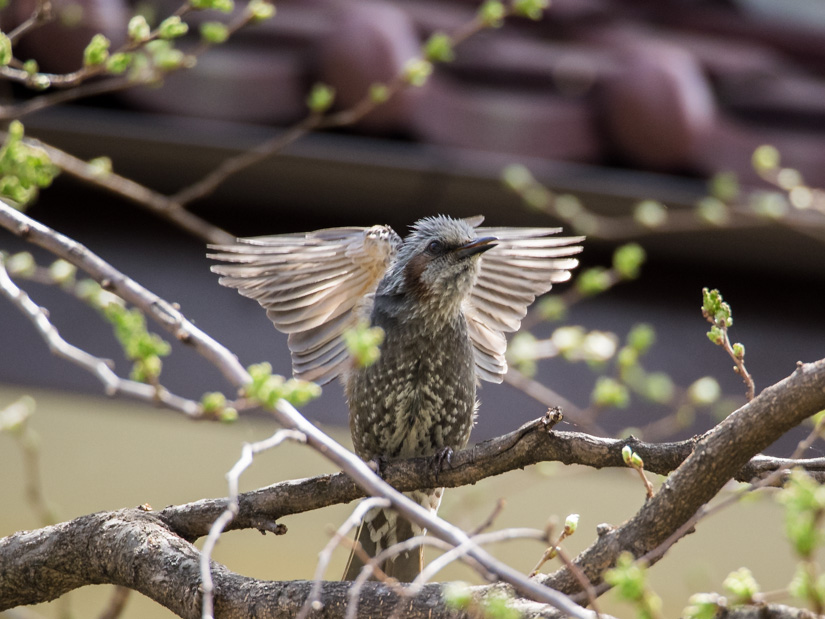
[209,215,582,581]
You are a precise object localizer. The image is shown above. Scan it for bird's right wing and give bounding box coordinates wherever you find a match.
[208,226,401,384]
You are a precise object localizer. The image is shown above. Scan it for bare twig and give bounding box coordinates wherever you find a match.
[200,429,305,619]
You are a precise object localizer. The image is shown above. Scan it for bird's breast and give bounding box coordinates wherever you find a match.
[345,314,477,461]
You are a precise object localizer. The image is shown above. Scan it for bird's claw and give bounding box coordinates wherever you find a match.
[430,447,454,482]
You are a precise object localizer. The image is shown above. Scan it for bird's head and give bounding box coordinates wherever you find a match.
[379,215,496,318]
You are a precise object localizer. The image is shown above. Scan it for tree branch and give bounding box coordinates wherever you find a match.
[541,359,825,596]
[0,507,584,619]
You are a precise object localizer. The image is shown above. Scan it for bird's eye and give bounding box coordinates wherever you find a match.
[426,240,444,254]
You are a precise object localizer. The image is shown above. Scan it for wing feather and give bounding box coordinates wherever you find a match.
[209,226,400,384]
[463,225,583,383]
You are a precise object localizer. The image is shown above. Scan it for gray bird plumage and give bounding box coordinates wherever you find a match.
[209,215,583,581]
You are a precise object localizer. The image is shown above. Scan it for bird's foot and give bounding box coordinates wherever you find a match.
[430,447,454,482]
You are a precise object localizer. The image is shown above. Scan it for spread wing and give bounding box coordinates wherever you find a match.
[464,223,584,383]
[208,226,401,384]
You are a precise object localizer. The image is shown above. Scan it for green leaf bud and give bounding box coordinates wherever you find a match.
[106,52,133,74]
[723,567,760,605]
[592,376,629,408]
[513,0,549,20]
[626,323,655,354]
[424,32,455,63]
[613,243,646,280]
[688,377,721,406]
[83,34,111,67]
[403,58,433,87]
[478,0,506,27]
[0,32,12,67]
[564,513,579,534]
[159,16,189,39]
[709,171,739,202]
[369,82,389,104]
[576,267,611,296]
[443,581,472,609]
[48,259,77,285]
[695,196,730,226]
[128,15,151,42]
[200,21,229,44]
[682,593,722,619]
[306,82,336,113]
[248,0,276,21]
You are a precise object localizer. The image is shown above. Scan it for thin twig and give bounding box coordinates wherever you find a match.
[199,429,306,619]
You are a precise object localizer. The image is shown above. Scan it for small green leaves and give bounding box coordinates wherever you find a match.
[0,121,60,208]
[682,593,722,619]
[789,563,825,608]
[592,376,629,408]
[306,82,336,114]
[443,581,473,610]
[621,445,644,469]
[22,59,38,75]
[506,331,538,377]
[87,156,113,177]
[248,0,276,22]
[576,267,611,296]
[537,296,566,322]
[702,288,732,329]
[145,40,186,71]
[6,251,36,277]
[778,469,825,559]
[343,323,385,368]
[424,32,455,63]
[513,0,549,20]
[0,32,11,67]
[604,552,662,618]
[626,324,655,354]
[633,200,668,228]
[48,259,77,286]
[403,58,433,87]
[106,52,133,74]
[159,16,189,39]
[200,21,229,44]
[723,567,760,605]
[245,362,322,408]
[613,243,646,280]
[191,0,234,12]
[564,513,579,535]
[200,392,237,422]
[752,144,780,173]
[479,0,507,27]
[83,34,111,67]
[104,304,171,383]
[128,15,151,43]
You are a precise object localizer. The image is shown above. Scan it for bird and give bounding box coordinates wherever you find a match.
[208,214,583,581]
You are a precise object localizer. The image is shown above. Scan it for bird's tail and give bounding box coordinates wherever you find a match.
[343,488,443,582]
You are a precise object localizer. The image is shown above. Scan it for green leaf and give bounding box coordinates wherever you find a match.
[369,83,389,104]
[443,581,472,610]
[512,0,549,20]
[306,82,336,113]
[723,567,760,605]
[83,34,111,67]
[343,323,384,368]
[424,32,455,63]
[0,32,12,67]
[613,243,646,280]
[403,58,433,87]
[575,267,611,296]
[708,171,740,202]
[695,196,730,226]
[682,593,721,619]
[200,21,229,44]
[478,0,507,27]
[592,376,629,408]
[127,15,151,43]
[687,377,721,406]
[159,16,189,39]
[106,52,133,74]
[248,0,276,21]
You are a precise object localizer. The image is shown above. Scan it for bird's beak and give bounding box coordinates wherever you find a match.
[454,236,497,260]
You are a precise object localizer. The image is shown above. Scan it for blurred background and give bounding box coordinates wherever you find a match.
[2,0,825,616]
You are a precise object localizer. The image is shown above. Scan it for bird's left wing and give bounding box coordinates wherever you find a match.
[208,226,400,384]
[464,225,584,383]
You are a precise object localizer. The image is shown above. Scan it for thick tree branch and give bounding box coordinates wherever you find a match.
[0,507,581,618]
[159,413,825,542]
[541,359,825,595]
